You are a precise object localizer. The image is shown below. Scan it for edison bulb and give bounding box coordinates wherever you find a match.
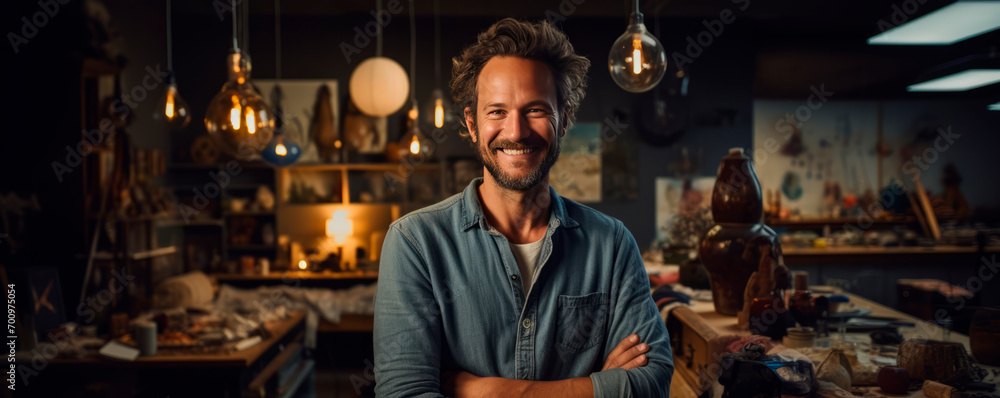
[204,52,274,160]
[421,88,455,130]
[156,79,191,130]
[608,13,667,93]
[261,134,301,166]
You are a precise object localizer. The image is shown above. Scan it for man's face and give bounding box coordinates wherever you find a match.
[465,56,563,192]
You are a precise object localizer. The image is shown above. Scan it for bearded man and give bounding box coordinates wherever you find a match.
[374,18,673,398]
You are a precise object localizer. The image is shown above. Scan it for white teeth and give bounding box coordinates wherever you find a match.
[501,148,533,155]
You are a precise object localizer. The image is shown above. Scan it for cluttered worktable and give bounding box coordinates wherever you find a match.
[666,287,999,398]
[16,311,311,397]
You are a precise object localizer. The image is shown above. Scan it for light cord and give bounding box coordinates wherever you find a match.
[231,0,239,52]
[275,0,281,80]
[409,0,416,102]
[166,0,173,71]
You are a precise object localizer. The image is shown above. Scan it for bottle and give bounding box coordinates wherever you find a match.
[789,271,814,327]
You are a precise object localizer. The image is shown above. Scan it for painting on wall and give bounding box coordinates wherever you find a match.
[753,101,880,217]
[550,122,602,203]
[655,177,715,247]
[255,80,340,163]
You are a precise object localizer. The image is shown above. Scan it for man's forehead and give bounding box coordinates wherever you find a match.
[476,56,557,104]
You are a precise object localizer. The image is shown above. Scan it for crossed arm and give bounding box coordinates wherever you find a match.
[441,334,652,398]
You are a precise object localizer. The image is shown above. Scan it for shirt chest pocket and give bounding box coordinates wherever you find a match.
[556,292,610,353]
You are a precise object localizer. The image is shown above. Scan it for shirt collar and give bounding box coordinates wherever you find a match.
[460,177,580,232]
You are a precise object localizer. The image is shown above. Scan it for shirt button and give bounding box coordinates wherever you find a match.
[522,319,531,329]
[511,275,518,281]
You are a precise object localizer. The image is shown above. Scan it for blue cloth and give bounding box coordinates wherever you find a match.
[374,178,673,397]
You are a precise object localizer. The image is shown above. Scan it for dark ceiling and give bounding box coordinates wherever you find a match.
[178,0,1000,99]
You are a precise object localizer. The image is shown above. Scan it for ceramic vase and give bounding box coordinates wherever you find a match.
[699,148,782,316]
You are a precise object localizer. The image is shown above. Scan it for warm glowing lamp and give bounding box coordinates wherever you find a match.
[349,57,409,117]
[608,0,667,93]
[326,210,354,244]
[297,260,308,270]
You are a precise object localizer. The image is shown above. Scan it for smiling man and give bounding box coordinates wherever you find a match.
[374,19,673,397]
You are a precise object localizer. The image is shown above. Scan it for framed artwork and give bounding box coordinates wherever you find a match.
[8,266,66,342]
[655,177,715,247]
[255,80,340,163]
[549,122,602,203]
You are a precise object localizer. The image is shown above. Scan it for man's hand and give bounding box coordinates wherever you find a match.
[602,334,649,371]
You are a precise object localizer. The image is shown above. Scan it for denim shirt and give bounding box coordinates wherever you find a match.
[374,178,673,397]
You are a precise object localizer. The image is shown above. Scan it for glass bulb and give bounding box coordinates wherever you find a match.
[205,52,274,160]
[608,13,667,93]
[155,78,191,130]
[399,104,434,160]
[261,133,301,166]
[421,88,455,130]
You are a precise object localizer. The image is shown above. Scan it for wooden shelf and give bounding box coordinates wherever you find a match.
[223,211,275,217]
[286,162,439,171]
[782,245,999,256]
[227,245,278,251]
[213,270,378,281]
[318,314,373,333]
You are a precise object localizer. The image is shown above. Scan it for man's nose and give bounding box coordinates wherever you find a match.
[502,112,532,142]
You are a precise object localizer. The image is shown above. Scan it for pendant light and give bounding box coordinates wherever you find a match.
[204,0,274,160]
[156,0,191,130]
[397,0,433,159]
[608,0,667,93]
[349,0,409,117]
[421,0,454,130]
[261,0,301,166]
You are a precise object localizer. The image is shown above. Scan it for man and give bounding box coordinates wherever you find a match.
[374,18,673,397]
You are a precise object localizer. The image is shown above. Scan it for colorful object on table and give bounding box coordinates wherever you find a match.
[700,148,784,316]
[718,342,818,398]
[651,285,690,309]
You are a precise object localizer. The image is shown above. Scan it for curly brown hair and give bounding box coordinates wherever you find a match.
[450,18,590,140]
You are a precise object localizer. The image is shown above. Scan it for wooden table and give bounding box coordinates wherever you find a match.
[667,288,997,398]
[17,311,310,397]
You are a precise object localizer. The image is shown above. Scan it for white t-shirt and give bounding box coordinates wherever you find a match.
[509,238,544,294]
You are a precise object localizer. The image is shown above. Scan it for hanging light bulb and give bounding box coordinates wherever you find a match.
[156,75,191,130]
[398,101,434,159]
[422,0,455,131]
[205,53,273,159]
[262,86,303,166]
[261,0,302,168]
[421,88,455,130]
[608,1,667,93]
[155,0,190,130]
[396,0,432,160]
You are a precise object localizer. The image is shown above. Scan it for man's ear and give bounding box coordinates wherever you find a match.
[559,110,570,138]
[464,107,477,142]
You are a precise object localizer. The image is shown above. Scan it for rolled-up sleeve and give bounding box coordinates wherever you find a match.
[374,223,445,397]
[591,223,674,398]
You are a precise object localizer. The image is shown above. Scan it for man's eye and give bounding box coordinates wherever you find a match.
[487,110,504,115]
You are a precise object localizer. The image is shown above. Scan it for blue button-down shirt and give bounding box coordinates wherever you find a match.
[374,178,673,397]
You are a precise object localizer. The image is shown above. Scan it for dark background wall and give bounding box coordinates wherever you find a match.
[3,0,999,301]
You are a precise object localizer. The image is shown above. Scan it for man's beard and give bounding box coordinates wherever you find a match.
[474,134,561,192]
